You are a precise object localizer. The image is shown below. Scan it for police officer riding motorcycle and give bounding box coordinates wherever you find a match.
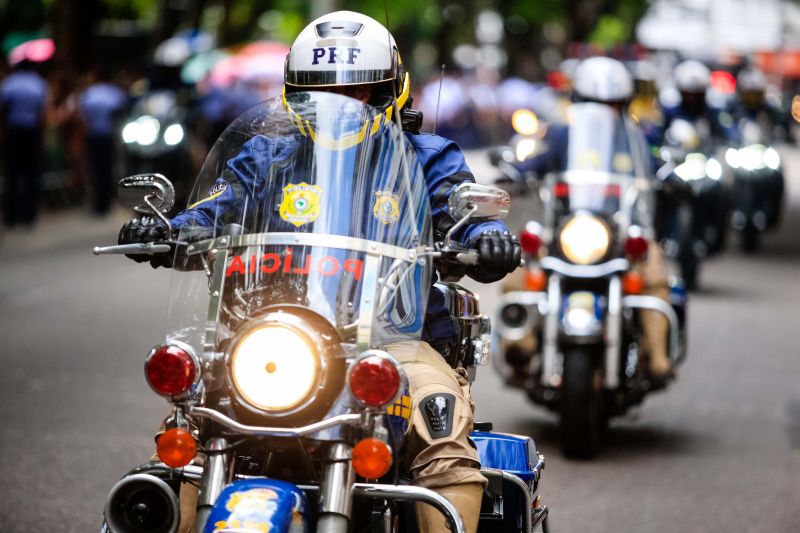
[494,57,686,457]
[98,11,550,533]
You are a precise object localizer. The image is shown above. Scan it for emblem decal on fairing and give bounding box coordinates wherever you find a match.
[279,182,322,227]
[421,393,455,439]
[372,190,400,224]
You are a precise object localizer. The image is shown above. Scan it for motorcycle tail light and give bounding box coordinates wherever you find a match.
[352,438,392,479]
[623,271,645,294]
[145,344,197,397]
[625,235,649,261]
[348,353,400,408]
[157,428,197,468]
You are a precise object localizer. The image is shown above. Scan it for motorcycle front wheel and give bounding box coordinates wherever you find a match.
[559,347,606,458]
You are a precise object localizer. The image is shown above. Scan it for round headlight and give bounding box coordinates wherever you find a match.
[230,324,319,411]
[559,214,611,265]
[511,109,540,136]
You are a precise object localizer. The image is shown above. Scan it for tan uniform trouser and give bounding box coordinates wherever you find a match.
[501,242,671,376]
[174,341,486,533]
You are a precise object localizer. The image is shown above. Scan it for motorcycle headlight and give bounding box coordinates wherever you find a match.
[164,123,184,146]
[559,214,610,265]
[230,323,320,411]
[136,115,160,146]
[511,109,540,136]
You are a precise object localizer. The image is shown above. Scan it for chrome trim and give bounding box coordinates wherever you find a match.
[196,438,229,533]
[205,247,229,355]
[542,274,561,387]
[319,443,355,521]
[185,233,418,262]
[494,291,546,342]
[623,295,682,363]
[539,256,629,278]
[352,483,465,533]
[188,407,361,436]
[356,253,381,351]
[605,276,622,389]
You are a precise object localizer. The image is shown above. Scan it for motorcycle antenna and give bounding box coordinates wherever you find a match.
[433,64,445,135]
[384,0,403,131]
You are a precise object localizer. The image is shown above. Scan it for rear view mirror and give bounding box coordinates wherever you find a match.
[118,173,176,215]
[447,183,511,221]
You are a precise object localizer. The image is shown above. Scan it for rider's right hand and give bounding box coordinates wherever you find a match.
[118,217,172,268]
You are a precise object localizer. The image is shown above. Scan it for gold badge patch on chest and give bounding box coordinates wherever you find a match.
[280,182,322,227]
[373,190,400,224]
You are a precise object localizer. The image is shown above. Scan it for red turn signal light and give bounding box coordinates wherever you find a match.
[625,236,648,261]
[348,353,400,407]
[352,438,392,479]
[519,221,543,256]
[145,344,197,397]
[623,271,645,295]
[157,428,197,468]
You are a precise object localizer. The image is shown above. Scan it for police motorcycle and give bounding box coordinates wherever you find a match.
[94,92,548,533]
[493,103,687,458]
[121,89,194,203]
[654,118,727,289]
[723,117,784,252]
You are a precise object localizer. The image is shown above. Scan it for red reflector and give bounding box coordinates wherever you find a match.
[145,345,197,397]
[554,182,570,197]
[519,229,542,256]
[349,355,400,407]
[625,236,649,260]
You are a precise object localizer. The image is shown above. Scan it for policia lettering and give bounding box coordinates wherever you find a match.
[225,249,364,280]
[312,47,361,65]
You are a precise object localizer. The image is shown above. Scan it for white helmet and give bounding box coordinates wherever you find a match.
[674,60,710,93]
[737,67,767,92]
[284,11,409,111]
[572,57,633,103]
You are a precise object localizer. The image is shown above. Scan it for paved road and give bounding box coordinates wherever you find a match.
[0,150,798,532]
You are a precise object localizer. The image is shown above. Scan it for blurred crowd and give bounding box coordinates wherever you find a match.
[1,27,798,230]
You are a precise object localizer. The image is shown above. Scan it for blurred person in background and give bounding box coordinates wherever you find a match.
[662,59,735,143]
[118,10,520,533]
[729,66,793,143]
[79,67,128,215]
[0,59,48,227]
[504,56,673,381]
[629,59,664,144]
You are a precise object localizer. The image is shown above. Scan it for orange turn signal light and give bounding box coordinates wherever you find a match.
[352,438,392,479]
[157,428,197,468]
[622,271,644,295]
[525,270,547,292]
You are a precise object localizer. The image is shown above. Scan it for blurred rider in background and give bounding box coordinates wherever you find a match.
[118,11,520,533]
[79,67,128,215]
[504,56,673,382]
[0,59,48,227]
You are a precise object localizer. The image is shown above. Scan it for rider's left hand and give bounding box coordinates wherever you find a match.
[468,229,521,283]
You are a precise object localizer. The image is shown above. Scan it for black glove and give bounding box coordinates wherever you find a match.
[118,217,172,269]
[468,229,521,283]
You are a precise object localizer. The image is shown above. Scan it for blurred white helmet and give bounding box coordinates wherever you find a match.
[674,60,710,93]
[284,11,409,110]
[572,57,633,103]
[737,67,767,92]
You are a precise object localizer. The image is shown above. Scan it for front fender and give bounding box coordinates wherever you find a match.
[204,478,309,533]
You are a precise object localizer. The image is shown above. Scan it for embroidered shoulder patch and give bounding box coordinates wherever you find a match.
[421,393,455,439]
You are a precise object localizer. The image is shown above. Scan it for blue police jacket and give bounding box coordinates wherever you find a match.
[0,70,47,130]
[79,82,128,137]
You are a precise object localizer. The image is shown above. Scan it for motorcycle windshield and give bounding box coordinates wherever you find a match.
[549,103,650,222]
[163,92,431,356]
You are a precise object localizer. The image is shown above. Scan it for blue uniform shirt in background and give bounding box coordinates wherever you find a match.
[0,70,47,130]
[79,82,128,137]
